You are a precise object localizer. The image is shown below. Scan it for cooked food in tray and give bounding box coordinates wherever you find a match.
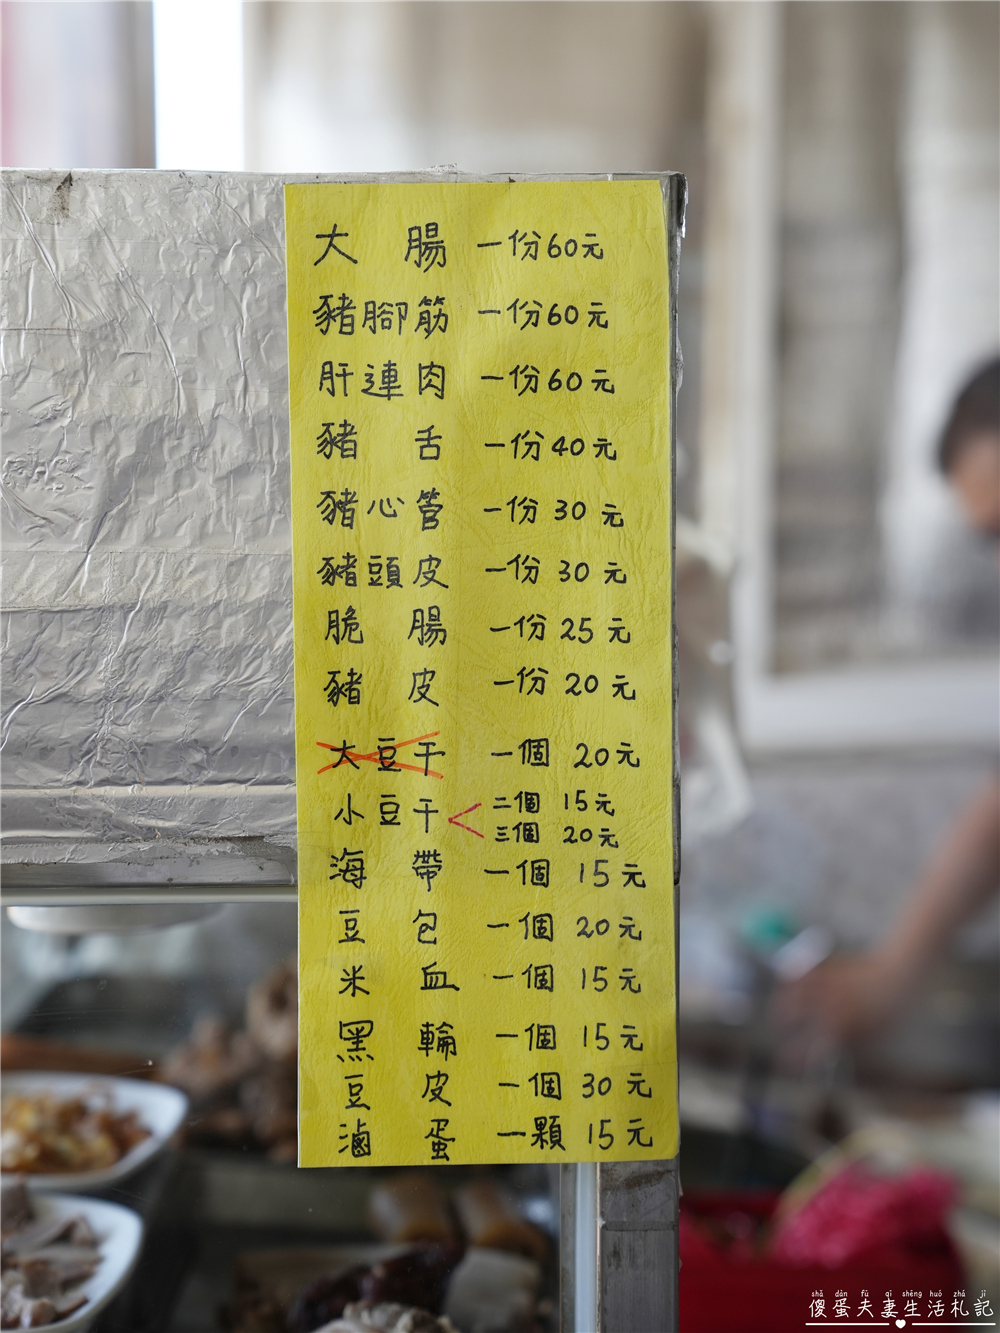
[245,957,298,1063]
[5,962,299,1164]
[161,958,298,1162]
[317,1303,457,1333]
[1,1179,99,1327]
[287,1242,464,1332]
[223,1239,542,1333]
[369,1176,548,1266]
[5,965,554,1332]
[0,1074,188,1193]
[1,1180,143,1332]
[223,1171,549,1333]
[367,1173,459,1247]
[0,1035,157,1080]
[1,1089,149,1175]
[451,1183,548,1266]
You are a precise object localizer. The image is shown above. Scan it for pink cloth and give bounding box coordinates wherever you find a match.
[768,1162,956,1267]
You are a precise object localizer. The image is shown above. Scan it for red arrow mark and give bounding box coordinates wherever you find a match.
[448,802,484,838]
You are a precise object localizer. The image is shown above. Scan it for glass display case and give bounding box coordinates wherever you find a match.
[1,168,684,1332]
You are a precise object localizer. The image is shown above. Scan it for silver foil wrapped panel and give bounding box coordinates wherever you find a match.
[2,170,296,847]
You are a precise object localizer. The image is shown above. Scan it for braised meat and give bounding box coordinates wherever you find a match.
[0,1182,101,1329]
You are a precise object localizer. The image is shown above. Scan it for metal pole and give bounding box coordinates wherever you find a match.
[574,1163,599,1332]
[597,1159,680,1332]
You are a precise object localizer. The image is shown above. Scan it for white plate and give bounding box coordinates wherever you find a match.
[7,904,220,934]
[1,1073,188,1192]
[4,1191,144,1333]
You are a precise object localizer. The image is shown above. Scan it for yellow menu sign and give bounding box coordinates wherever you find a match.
[287,180,676,1167]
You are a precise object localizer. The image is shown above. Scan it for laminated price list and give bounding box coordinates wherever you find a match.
[286,179,676,1166]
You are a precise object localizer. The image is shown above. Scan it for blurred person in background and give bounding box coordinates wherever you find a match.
[781,359,1000,1043]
